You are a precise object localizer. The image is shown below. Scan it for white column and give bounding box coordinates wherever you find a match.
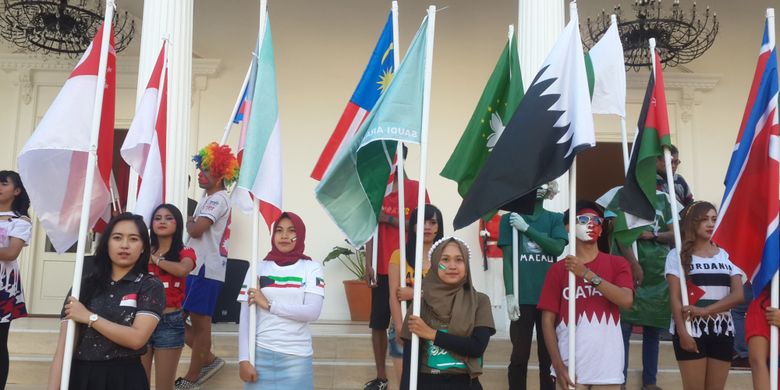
[518,0,568,213]
[128,1,170,211]
[137,0,194,213]
[165,0,194,214]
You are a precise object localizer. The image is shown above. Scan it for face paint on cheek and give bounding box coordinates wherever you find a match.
[575,224,602,241]
[438,263,447,271]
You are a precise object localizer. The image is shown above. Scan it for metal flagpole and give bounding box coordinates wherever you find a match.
[767,9,778,390]
[650,38,692,336]
[409,6,436,390]
[567,158,577,385]
[247,0,269,367]
[391,1,408,320]
[60,2,115,388]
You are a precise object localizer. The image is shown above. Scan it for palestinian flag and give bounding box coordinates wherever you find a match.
[440,33,524,199]
[260,275,304,289]
[454,13,595,229]
[618,50,671,224]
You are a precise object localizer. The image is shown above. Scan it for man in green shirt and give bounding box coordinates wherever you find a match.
[499,182,568,390]
[607,189,674,390]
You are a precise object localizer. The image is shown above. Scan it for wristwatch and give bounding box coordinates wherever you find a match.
[590,275,603,287]
[88,313,99,328]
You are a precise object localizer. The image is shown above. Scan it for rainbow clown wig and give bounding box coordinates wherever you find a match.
[193,142,240,185]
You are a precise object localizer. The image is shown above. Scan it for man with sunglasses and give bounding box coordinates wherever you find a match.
[538,201,634,390]
[499,182,568,390]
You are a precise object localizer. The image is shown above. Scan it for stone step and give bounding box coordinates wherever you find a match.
[6,354,754,390]
[9,319,683,368]
[7,318,754,389]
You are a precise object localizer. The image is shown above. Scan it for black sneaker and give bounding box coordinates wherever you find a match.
[174,377,200,390]
[363,378,389,390]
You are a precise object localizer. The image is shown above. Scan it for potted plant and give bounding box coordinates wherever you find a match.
[323,242,372,321]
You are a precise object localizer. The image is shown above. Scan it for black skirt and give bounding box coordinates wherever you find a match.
[69,357,149,390]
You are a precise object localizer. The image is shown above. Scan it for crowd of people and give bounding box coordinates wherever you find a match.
[0,141,775,390]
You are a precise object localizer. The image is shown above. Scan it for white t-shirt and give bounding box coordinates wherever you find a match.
[238,259,325,357]
[664,248,744,337]
[0,212,32,323]
[187,190,230,282]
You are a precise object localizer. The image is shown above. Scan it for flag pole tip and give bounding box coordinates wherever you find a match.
[649,37,656,49]
[767,8,775,18]
[610,14,617,24]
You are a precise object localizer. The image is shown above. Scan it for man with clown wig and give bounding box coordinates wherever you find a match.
[176,142,239,389]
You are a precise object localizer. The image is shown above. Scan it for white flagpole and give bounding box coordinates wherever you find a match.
[508,23,521,318]
[409,6,436,390]
[219,65,253,145]
[650,38,692,337]
[566,3,578,384]
[391,1,408,320]
[767,8,778,390]
[512,228,519,313]
[247,0,268,368]
[60,2,115,388]
[567,158,577,386]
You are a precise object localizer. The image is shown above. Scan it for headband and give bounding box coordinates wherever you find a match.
[428,236,472,262]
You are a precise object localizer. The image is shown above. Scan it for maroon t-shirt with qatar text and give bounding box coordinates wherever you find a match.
[537,252,634,385]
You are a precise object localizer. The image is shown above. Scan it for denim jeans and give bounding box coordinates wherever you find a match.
[621,322,660,385]
[245,347,313,390]
[731,282,753,359]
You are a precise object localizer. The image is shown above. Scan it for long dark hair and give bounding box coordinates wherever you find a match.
[81,213,150,305]
[0,171,30,217]
[679,201,717,278]
[150,204,184,263]
[405,204,444,268]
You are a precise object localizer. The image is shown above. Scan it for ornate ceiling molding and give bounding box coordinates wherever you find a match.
[0,53,220,75]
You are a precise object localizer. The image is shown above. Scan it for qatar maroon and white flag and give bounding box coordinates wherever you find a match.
[121,44,168,225]
[17,22,116,253]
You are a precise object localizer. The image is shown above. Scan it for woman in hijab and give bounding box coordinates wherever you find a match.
[236,212,325,390]
[401,237,495,390]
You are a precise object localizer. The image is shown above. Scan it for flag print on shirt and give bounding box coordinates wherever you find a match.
[316,277,325,288]
[259,275,303,289]
[120,293,138,308]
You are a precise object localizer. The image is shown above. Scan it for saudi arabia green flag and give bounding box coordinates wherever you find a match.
[315,15,430,246]
[440,35,523,198]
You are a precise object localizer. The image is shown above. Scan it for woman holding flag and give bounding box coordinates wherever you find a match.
[665,201,744,390]
[237,212,325,389]
[400,236,495,389]
[142,204,196,390]
[48,213,164,390]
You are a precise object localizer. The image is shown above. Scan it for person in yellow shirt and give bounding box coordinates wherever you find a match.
[387,204,443,383]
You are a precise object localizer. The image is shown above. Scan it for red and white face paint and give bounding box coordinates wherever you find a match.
[575,209,602,242]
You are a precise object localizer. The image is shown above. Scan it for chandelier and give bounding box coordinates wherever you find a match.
[582,0,718,71]
[0,0,135,58]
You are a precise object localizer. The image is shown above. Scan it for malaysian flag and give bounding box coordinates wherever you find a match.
[310,12,395,181]
[712,14,779,296]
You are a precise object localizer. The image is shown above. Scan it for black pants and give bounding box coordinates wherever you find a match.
[508,305,554,390]
[416,373,482,389]
[0,322,9,390]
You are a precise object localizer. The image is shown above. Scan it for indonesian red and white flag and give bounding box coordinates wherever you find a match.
[17,23,116,253]
[121,44,168,225]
